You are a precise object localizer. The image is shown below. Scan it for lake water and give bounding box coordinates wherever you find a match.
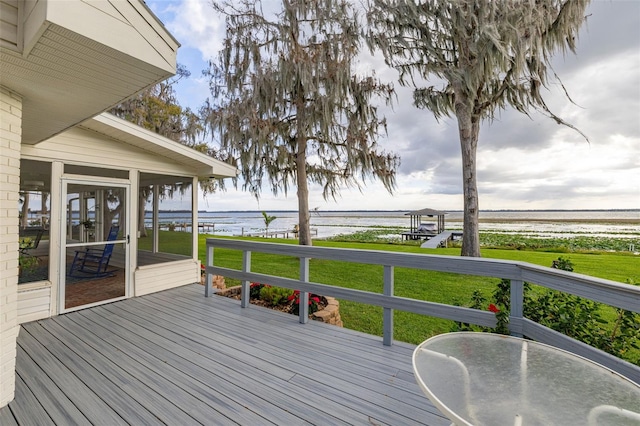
[153,210,640,240]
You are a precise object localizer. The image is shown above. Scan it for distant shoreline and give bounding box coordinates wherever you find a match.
[194,209,640,214]
[452,218,640,224]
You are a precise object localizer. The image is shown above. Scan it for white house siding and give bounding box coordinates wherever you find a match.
[0,86,21,407]
[17,286,51,324]
[0,0,18,49]
[21,126,192,175]
[135,260,200,297]
[19,125,202,320]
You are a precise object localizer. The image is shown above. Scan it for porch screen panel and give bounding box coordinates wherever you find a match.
[18,160,51,284]
[64,183,126,309]
[138,174,193,266]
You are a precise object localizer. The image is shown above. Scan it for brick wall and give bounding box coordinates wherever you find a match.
[0,86,21,407]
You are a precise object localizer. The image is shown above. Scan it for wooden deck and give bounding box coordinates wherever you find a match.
[0,284,448,425]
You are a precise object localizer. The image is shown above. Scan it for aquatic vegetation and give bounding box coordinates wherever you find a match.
[324,229,639,252]
[324,228,410,244]
[478,233,639,253]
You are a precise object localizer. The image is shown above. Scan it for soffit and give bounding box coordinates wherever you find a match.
[0,0,178,144]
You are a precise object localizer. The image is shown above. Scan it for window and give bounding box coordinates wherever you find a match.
[19,160,51,284]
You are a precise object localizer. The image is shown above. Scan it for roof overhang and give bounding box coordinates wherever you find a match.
[80,113,238,179]
[0,0,179,144]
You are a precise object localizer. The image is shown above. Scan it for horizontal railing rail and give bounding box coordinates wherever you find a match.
[204,238,640,383]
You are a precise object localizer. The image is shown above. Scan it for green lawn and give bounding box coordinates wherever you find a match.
[137,230,193,256]
[196,234,639,363]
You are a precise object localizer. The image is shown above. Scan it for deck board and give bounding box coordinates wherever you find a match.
[1,284,449,425]
[113,294,430,424]
[41,318,202,426]
[144,290,432,409]
[140,290,411,376]
[89,305,323,425]
[11,375,53,426]
[18,326,129,425]
[0,406,18,426]
[95,302,384,425]
[70,308,276,425]
[14,344,88,425]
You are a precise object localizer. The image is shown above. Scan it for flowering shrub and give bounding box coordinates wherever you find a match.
[250,282,268,299]
[453,257,640,365]
[288,290,322,315]
[246,283,325,316]
[454,289,509,335]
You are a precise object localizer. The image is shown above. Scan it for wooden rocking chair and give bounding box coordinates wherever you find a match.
[68,226,119,278]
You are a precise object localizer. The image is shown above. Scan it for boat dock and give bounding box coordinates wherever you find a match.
[239,228,318,239]
[420,231,463,248]
[154,222,216,232]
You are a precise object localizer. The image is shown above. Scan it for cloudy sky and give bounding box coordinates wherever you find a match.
[146,0,640,212]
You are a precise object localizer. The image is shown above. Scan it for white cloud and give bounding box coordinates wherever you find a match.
[156,0,226,60]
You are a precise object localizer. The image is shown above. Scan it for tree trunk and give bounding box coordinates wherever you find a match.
[20,192,30,228]
[103,193,123,237]
[455,101,481,257]
[296,139,312,246]
[41,192,50,229]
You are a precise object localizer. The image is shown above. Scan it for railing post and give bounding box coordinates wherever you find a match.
[241,250,251,308]
[299,257,310,324]
[510,279,524,337]
[204,244,214,297]
[383,265,394,346]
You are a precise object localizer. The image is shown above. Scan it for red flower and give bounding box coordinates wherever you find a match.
[288,291,321,306]
[488,303,500,313]
[288,290,300,302]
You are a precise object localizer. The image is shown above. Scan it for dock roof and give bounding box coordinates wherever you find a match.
[405,208,448,216]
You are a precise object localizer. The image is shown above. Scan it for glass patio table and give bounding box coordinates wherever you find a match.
[412,332,640,425]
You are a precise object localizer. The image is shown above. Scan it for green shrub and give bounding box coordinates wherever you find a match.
[18,255,38,274]
[455,257,640,365]
[259,286,294,306]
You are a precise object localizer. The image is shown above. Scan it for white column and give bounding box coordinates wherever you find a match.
[129,170,139,297]
[0,86,22,408]
[192,177,198,261]
[152,185,159,253]
[49,161,63,317]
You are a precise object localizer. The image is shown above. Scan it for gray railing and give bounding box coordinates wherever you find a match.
[204,238,640,383]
